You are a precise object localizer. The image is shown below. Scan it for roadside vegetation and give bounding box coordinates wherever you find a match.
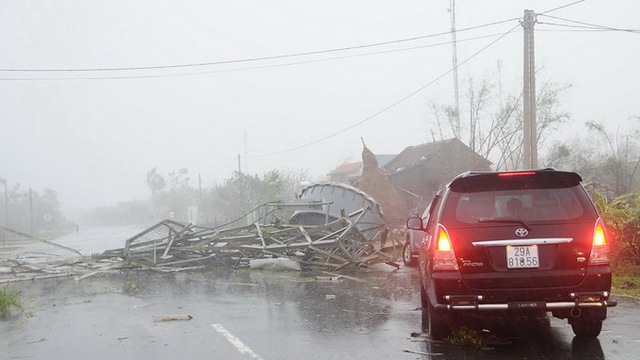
[594,192,640,298]
[0,287,22,316]
[446,326,489,349]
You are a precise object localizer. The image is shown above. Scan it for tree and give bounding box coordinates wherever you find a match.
[143,167,311,226]
[276,168,311,200]
[544,120,639,198]
[211,171,265,225]
[145,167,196,221]
[585,121,639,196]
[209,169,311,227]
[0,181,65,234]
[428,74,571,170]
[146,167,167,197]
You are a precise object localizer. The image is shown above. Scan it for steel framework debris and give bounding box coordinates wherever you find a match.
[98,203,401,271]
[0,225,82,256]
[1,184,404,281]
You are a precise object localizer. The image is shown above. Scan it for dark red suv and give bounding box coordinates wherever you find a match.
[407,169,617,339]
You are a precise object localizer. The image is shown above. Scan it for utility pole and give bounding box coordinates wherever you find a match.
[1,178,7,248]
[522,9,537,169]
[243,129,248,173]
[29,188,33,235]
[198,173,202,202]
[450,0,461,139]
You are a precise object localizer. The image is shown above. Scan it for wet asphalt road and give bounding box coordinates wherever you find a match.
[1,227,639,359]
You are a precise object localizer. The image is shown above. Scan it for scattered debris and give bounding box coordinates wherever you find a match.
[321,271,366,283]
[249,258,302,271]
[0,225,82,256]
[95,190,402,271]
[402,349,444,356]
[1,183,403,281]
[27,338,47,344]
[152,314,193,322]
[0,255,115,284]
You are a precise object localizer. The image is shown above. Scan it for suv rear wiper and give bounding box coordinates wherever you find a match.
[478,219,531,231]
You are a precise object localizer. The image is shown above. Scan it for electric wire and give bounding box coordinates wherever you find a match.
[537,14,640,34]
[536,21,617,32]
[0,18,519,74]
[248,23,522,159]
[0,31,518,81]
[202,156,239,177]
[539,0,587,15]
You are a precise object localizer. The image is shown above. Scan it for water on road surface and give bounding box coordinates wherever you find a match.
[1,227,639,359]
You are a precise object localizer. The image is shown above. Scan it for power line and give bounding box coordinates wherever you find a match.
[249,23,522,159]
[539,0,588,14]
[202,156,239,177]
[537,14,640,34]
[536,21,619,32]
[0,18,519,74]
[0,31,518,81]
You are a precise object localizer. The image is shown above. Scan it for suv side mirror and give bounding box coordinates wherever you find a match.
[407,216,424,230]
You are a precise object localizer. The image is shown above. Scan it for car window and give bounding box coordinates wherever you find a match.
[448,186,590,224]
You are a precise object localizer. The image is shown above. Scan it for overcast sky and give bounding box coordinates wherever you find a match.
[1,0,638,216]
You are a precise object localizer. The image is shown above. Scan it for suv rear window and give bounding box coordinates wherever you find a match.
[443,171,594,225]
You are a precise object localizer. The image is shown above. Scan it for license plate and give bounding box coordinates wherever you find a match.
[506,245,539,269]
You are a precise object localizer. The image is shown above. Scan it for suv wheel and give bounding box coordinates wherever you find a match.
[420,284,429,332]
[422,287,451,339]
[571,317,603,338]
[403,241,417,267]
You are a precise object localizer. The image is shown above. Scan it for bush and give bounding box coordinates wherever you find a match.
[593,192,640,266]
[0,287,23,315]
[611,260,640,277]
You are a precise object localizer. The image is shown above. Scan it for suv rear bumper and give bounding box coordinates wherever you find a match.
[434,293,617,312]
[428,265,617,313]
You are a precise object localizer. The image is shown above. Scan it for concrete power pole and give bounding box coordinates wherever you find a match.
[522,9,538,169]
[450,0,461,139]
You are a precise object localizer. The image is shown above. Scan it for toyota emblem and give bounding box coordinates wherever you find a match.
[515,228,529,237]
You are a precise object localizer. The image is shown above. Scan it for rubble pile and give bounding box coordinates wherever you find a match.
[1,185,403,282]
[98,204,400,271]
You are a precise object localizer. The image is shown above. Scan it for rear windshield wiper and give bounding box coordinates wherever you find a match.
[477,219,531,231]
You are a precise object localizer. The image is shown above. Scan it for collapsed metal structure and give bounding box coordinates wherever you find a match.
[0,183,402,281]
[99,183,402,271]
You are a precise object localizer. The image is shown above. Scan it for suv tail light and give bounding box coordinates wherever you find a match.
[433,224,459,271]
[588,218,610,265]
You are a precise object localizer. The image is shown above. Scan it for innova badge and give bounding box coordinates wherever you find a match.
[515,228,529,237]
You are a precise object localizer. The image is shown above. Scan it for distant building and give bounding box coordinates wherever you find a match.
[327,154,396,184]
[382,138,492,211]
[326,138,491,213]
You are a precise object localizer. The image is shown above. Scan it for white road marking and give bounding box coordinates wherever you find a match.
[211,324,263,359]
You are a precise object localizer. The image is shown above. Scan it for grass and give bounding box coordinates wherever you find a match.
[612,275,640,298]
[0,287,23,315]
[611,262,640,298]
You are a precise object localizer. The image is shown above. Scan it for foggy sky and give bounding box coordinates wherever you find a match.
[1,0,638,216]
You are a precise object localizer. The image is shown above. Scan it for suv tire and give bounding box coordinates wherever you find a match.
[403,241,417,267]
[571,318,603,338]
[421,286,451,339]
